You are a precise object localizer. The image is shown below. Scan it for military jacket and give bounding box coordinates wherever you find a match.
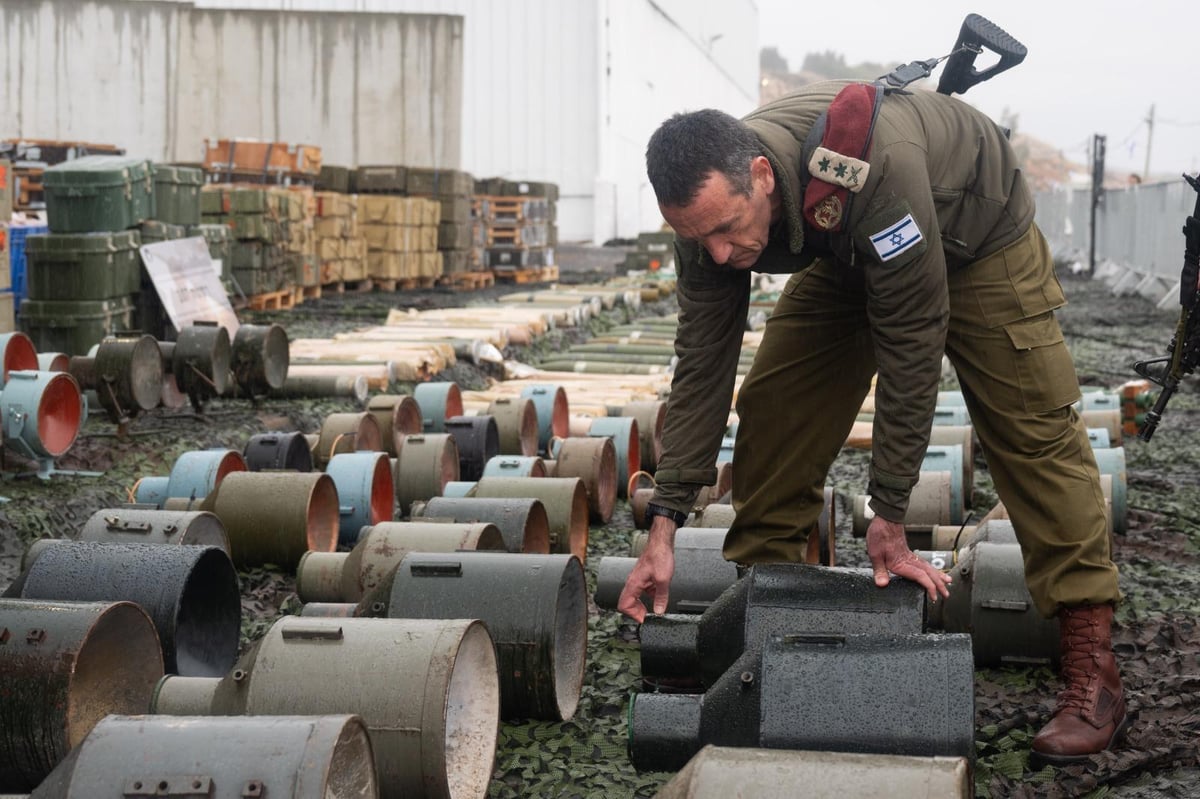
[652,81,1041,521]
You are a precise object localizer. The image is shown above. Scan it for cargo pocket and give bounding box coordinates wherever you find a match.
[1002,313,1081,413]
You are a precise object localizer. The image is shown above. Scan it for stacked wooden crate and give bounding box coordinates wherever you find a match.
[313,192,368,290]
[406,167,474,286]
[201,185,294,306]
[282,186,320,299]
[475,179,559,283]
[202,138,321,186]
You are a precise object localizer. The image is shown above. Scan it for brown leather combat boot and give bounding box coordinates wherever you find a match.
[1031,604,1131,766]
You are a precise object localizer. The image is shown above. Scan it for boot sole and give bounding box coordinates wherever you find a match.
[1029,711,1135,769]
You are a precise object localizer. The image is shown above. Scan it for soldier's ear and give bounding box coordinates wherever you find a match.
[751,156,774,195]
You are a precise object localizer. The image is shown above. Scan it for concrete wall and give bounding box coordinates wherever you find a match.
[0,0,463,167]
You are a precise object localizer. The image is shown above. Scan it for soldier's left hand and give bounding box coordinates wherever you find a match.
[866,515,952,601]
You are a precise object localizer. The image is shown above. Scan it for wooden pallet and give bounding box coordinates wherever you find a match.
[538,265,560,282]
[492,267,543,284]
[485,226,547,248]
[295,284,322,303]
[246,287,296,311]
[343,278,374,293]
[439,270,495,291]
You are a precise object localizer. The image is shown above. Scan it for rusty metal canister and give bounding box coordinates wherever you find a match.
[243,430,315,472]
[69,334,163,422]
[207,471,339,570]
[393,433,460,514]
[385,551,587,721]
[326,452,396,548]
[170,322,232,408]
[296,521,505,603]
[11,542,240,677]
[367,394,423,456]
[231,322,290,397]
[486,396,539,456]
[596,528,735,615]
[151,616,500,799]
[471,477,589,562]
[652,746,970,799]
[519,384,569,454]
[0,599,164,792]
[621,400,666,473]
[413,382,464,433]
[444,415,500,482]
[481,455,547,479]
[852,471,953,537]
[631,487,656,529]
[586,416,639,499]
[27,714,378,799]
[551,436,617,523]
[79,507,230,553]
[416,497,551,555]
[314,412,384,469]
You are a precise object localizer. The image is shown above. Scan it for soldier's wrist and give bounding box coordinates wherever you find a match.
[645,502,689,527]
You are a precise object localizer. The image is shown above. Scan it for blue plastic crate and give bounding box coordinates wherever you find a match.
[8,224,48,310]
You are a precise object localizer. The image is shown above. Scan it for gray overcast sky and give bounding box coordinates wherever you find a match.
[756,0,1200,178]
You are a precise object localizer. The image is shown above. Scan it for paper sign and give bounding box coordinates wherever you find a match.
[139,237,240,335]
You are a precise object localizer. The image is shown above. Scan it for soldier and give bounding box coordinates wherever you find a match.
[617,81,1129,763]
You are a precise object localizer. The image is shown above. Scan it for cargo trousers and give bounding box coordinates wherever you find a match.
[726,224,1121,617]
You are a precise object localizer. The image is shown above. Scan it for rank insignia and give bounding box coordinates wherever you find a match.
[808,146,870,193]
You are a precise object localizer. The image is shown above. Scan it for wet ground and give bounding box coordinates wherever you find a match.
[0,269,1197,798]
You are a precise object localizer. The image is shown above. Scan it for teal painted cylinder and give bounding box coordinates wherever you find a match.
[921,444,966,524]
[134,475,171,506]
[716,436,735,464]
[327,451,396,547]
[932,406,971,426]
[0,370,84,458]
[1093,447,1127,533]
[442,481,478,498]
[1087,427,1111,449]
[587,416,640,499]
[726,420,739,439]
[519,384,569,454]
[168,448,248,502]
[936,390,966,407]
[412,382,463,433]
[482,455,547,479]
[1079,392,1120,413]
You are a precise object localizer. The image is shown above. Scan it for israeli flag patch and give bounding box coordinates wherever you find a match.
[869,213,924,262]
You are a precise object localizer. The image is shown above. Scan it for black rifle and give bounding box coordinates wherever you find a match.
[1132,173,1200,441]
[879,14,1027,95]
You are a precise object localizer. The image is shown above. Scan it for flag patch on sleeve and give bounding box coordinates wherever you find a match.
[868,213,924,262]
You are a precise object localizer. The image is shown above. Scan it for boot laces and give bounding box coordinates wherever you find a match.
[1057,615,1101,711]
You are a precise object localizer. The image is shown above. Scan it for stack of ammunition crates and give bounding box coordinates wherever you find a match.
[201,186,292,298]
[621,231,676,273]
[0,157,12,332]
[407,168,472,280]
[357,195,440,287]
[202,138,321,185]
[474,179,559,280]
[282,186,319,292]
[313,192,367,287]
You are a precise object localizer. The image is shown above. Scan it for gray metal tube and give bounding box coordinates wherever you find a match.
[621,400,666,472]
[173,322,232,406]
[444,415,500,482]
[486,396,539,456]
[596,529,735,615]
[29,714,377,799]
[393,434,460,514]
[231,322,290,397]
[415,497,551,555]
[79,508,230,553]
[368,394,423,456]
[471,477,589,562]
[552,436,617,523]
[274,374,370,404]
[14,542,241,677]
[0,600,163,792]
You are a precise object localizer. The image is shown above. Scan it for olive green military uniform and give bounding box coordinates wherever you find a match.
[650,82,1119,617]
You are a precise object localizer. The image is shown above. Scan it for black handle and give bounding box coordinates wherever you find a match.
[937,14,1028,95]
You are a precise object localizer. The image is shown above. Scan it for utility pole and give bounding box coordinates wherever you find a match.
[1090,133,1106,276]
[1144,104,1155,180]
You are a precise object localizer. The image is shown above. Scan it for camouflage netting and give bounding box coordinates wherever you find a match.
[0,271,1197,798]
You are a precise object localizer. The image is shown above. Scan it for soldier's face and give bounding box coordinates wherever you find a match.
[661,158,776,270]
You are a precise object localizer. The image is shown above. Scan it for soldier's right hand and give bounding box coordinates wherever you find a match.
[616,516,678,623]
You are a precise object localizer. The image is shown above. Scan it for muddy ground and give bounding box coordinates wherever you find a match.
[0,268,1197,798]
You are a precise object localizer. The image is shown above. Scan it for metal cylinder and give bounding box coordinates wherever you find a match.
[133,475,171,507]
[1087,426,1111,449]
[935,540,1058,666]
[367,394,423,456]
[30,714,378,799]
[388,551,587,721]
[231,322,290,397]
[487,396,539,456]
[0,370,84,459]
[0,599,163,792]
[167,448,248,502]
[481,455,547,479]
[296,521,505,603]
[631,486,655,529]
[413,382,464,433]
[519,384,569,454]
[441,480,477,498]
[471,477,589,562]
[326,452,396,548]
[14,542,241,677]
[596,528,736,615]
[444,415,500,482]
[79,508,230,553]
[415,497,551,555]
[587,416,640,499]
[1093,446,1127,533]
[621,400,666,472]
[393,433,460,514]
[152,616,500,799]
[0,331,39,386]
[76,335,163,421]
[172,322,232,405]
[274,373,370,404]
[35,352,68,371]
[208,471,339,570]
[314,412,384,469]
[691,503,737,529]
[920,444,968,523]
[852,471,952,537]
[552,436,617,523]
[243,431,315,472]
[1080,408,1122,445]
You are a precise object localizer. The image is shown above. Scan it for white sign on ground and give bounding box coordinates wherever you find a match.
[139,237,239,335]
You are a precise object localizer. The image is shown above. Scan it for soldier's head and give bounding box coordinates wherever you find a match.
[646,109,778,270]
